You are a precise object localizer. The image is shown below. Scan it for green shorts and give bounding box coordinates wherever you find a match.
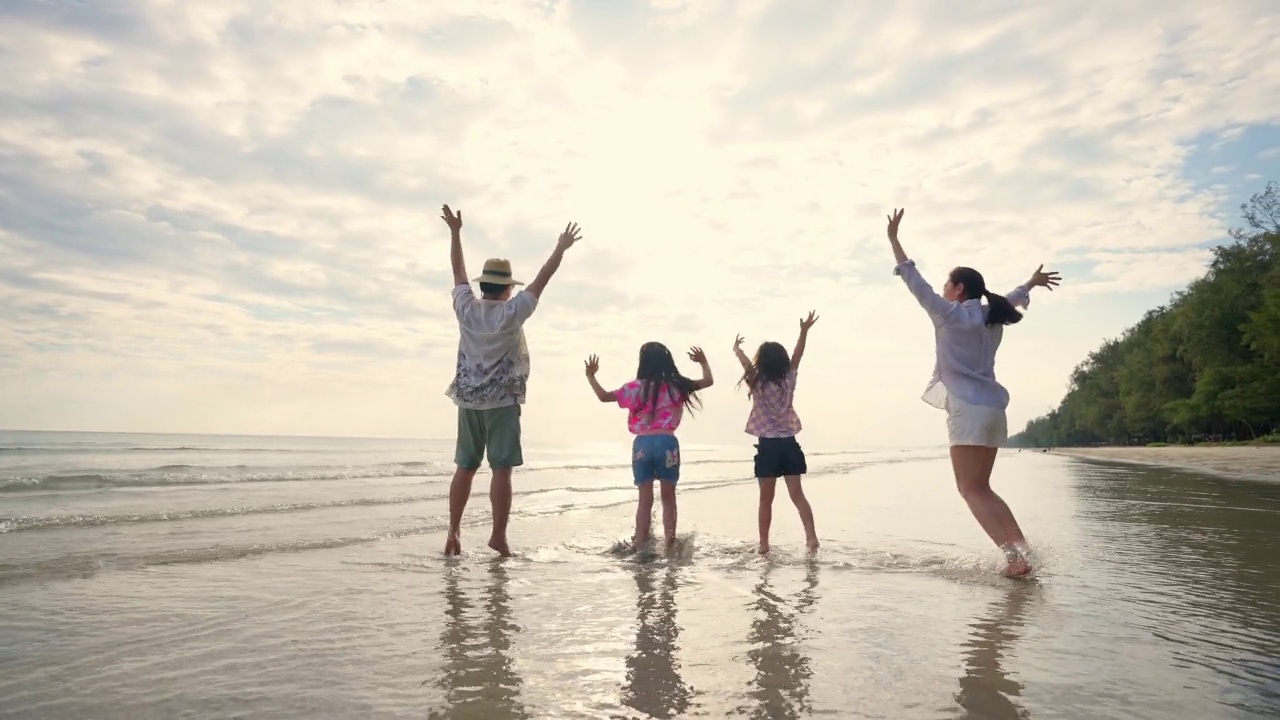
[455,404,523,470]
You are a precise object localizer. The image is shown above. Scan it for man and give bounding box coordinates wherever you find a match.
[440,204,582,556]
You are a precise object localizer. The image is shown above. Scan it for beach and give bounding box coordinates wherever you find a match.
[1050,445,1280,482]
[2,431,1279,719]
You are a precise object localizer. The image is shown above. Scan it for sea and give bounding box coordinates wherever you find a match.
[1,429,1278,719]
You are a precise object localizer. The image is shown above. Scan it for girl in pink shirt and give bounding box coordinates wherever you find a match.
[734,312,820,555]
[584,342,713,551]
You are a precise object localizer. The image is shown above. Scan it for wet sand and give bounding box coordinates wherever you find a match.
[1050,445,1280,482]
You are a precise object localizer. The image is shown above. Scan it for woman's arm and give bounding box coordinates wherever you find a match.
[584,355,616,403]
[732,335,753,374]
[887,208,955,323]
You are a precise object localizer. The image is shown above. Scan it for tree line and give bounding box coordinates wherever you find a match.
[1011,182,1280,447]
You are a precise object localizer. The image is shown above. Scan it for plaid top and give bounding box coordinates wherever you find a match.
[744,369,801,438]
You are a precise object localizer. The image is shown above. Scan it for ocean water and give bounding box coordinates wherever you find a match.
[1,430,1278,719]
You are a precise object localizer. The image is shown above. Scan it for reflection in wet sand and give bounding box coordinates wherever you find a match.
[620,565,695,719]
[741,562,819,719]
[954,584,1034,720]
[431,561,527,720]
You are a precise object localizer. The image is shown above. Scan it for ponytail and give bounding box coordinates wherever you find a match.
[983,290,1023,326]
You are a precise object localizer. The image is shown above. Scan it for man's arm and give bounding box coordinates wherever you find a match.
[442,204,467,286]
[584,355,617,402]
[688,347,714,390]
[525,222,583,300]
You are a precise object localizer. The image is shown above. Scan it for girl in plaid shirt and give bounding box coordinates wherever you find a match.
[733,312,820,555]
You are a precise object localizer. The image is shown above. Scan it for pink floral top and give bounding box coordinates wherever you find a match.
[616,380,685,435]
[744,370,802,438]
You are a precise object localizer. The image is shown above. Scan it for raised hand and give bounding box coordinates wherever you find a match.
[584,354,600,377]
[558,222,583,250]
[688,346,708,364]
[1029,264,1062,291]
[800,310,819,331]
[886,208,905,240]
[442,204,463,233]
[733,334,745,353]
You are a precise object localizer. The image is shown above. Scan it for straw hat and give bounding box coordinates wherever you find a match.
[473,258,524,286]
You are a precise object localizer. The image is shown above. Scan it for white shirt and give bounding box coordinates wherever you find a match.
[445,285,538,410]
[894,260,1031,410]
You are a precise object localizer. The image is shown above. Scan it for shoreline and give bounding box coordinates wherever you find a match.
[1046,445,1280,483]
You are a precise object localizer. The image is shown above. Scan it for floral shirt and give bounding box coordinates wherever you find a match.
[445,285,538,410]
[616,380,685,435]
[744,370,802,438]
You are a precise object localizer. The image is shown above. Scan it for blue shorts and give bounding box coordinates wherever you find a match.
[631,434,680,486]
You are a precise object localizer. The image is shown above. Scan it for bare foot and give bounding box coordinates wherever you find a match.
[758,541,770,555]
[444,533,461,557]
[1003,558,1033,578]
[806,538,820,553]
[487,537,512,557]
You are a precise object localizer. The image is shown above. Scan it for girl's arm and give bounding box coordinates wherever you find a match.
[688,346,714,390]
[886,207,955,324]
[791,311,818,371]
[732,335,753,374]
[584,355,616,403]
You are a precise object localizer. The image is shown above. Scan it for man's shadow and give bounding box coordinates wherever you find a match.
[620,564,696,719]
[954,583,1035,720]
[430,560,527,720]
[740,561,818,719]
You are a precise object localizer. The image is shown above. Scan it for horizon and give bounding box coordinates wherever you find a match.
[1,2,1277,449]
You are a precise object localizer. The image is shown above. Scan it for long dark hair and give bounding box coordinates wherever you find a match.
[737,341,790,398]
[950,267,1022,326]
[635,342,701,420]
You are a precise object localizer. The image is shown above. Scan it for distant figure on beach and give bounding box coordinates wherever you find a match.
[884,208,1061,577]
[441,204,582,557]
[584,343,713,551]
[732,312,821,555]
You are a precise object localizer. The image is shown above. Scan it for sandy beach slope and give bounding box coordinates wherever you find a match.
[1050,445,1280,482]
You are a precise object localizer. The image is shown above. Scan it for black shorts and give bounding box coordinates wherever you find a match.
[753,436,807,478]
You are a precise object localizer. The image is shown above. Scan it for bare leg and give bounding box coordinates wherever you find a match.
[785,476,819,552]
[659,481,678,545]
[634,482,655,547]
[487,467,514,557]
[446,467,478,556]
[758,478,777,554]
[950,446,1030,574]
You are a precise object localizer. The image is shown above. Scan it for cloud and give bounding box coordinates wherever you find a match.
[0,0,1277,447]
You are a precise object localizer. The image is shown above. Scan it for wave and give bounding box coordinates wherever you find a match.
[0,462,455,493]
[0,445,307,454]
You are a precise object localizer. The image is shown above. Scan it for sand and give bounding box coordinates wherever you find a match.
[1050,445,1280,482]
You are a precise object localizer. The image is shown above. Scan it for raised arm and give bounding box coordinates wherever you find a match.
[732,334,753,376]
[886,207,955,324]
[584,355,616,403]
[442,204,467,287]
[688,346,713,390]
[525,222,583,300]
[1008,264,1062,308]
[792,311,818,371]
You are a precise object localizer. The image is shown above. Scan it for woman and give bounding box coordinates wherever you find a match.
[885,208,1061,577]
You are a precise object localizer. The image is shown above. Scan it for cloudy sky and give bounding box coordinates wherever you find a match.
[1,1,1277,450]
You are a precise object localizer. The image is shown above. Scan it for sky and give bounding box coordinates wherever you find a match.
[0,0,1277,450]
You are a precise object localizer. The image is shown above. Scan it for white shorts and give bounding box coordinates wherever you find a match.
[945,396,1008,447]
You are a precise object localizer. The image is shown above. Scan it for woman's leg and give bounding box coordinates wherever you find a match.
[635,482,655,547]
[659,480,678,544]
[951,445,1030,574]
[784,476,819,551]
[758,477,777,554]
